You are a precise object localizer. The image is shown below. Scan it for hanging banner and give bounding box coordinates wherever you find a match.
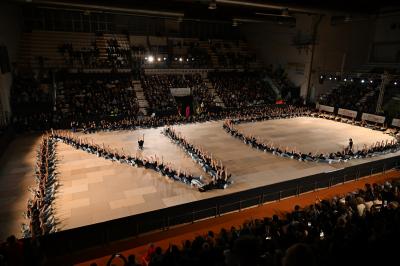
[361,113,385,124]
[170,87,191,97]
[319,104,334,113]
[338,108,357,118]
[392,118,400,127]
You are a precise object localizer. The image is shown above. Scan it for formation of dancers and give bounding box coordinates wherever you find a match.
[74,105,312,133]
[50,130,207,190]
[23,104,399,235]
[163,127,232,191]
[22,135,58,237]
[223,119,400,163]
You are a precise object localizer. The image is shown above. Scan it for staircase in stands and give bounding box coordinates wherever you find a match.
[204,78,225,108]
[132,80,149,115]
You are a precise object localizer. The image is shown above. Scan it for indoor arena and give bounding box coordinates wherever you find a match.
[0,0,400,266]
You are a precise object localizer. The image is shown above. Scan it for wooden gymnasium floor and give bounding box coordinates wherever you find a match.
[0,117,398,240]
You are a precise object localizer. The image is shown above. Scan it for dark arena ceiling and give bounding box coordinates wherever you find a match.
[9,0,400,22]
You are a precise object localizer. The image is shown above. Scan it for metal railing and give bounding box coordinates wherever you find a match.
[40,155,399,256]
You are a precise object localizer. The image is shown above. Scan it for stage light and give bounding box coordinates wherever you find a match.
[334,77,337,80]
[319,75,325,84]
[361,79,365,83]
[179,57,183,62]
[186,58,189,62]
[174,57,178,61]
[148,56,154,63]
[163,57,167,61]
[344,78,347,82]
[157,57,161,62]
[395,81,398,85]
[369,80,373,83]
[328,77,332,80]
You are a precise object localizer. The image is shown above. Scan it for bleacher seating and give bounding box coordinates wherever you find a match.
[18,31,131,69]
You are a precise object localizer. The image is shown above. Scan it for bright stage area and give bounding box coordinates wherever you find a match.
[0,117,398,239]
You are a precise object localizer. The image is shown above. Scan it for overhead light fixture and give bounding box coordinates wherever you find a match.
[281,8,289,16]
[344,14,352,23]
[208,0,217,10]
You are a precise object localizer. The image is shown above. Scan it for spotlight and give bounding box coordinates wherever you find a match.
[163,57,167,61]
[157,57,161,62]
[148,56,154,63]
[174,57,178,61]
[328,77,332,80]
[369,80,373,83]
[344,78,347,82]
[208,0,217,10]
[179,57,183,62]
[186,58,189,62]
[394,81,398,85]
[334,77,337,80]
[319,75,324,84]
[361,79,365,83]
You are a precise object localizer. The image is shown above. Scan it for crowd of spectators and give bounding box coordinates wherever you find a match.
[22,135,58,238]
[55,73,139,126]
[10,71,53,131]
[141,75,178,115]
[58,42,100,68]
[106,38,132,69]
[141,74,215,116]
[318,81,380,114]
[209,71,276,108]
[266,65,302,105]
[58,37,131,69]
[100,177,400,266]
